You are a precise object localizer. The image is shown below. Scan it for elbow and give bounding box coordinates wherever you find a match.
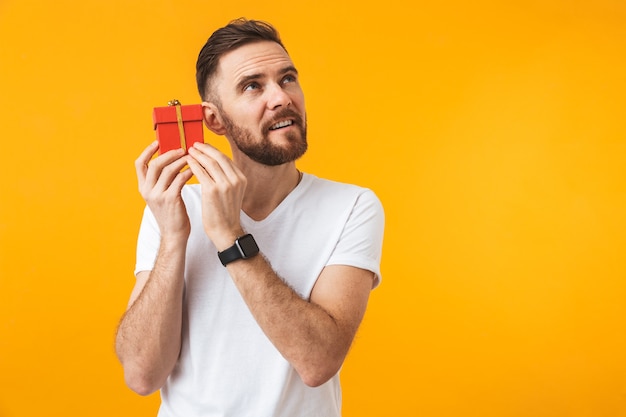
[301,375,332,388]
[294,341,353,387]
[123,366,165,396]
[300,368,339,388]
[297,359,343,388]
[127,379,159,397]
[116,344,173,396]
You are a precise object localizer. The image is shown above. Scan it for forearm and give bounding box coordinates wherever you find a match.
[226,256,356,387]
[115,237,187,395]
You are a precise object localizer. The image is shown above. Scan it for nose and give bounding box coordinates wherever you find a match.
[266,83,291,110]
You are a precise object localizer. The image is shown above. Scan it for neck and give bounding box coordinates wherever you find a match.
[237,160,302,221]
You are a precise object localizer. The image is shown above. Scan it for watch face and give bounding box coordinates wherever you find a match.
[237,234,260,258]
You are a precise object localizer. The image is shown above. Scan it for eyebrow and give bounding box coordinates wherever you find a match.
[280,65,299,76]
[235,65,299,91]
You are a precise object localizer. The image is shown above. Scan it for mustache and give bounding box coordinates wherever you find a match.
[262,108,304,133]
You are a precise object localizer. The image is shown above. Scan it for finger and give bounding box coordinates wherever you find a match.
[167,167,194,194]
[152,155,191,193]
[187,147,229,183]
[188,145,242,183]
[190,142,233,167]
[186,155,214,184]
[134,141,159,185]
[144,148,186,191]
[187,141,221,159]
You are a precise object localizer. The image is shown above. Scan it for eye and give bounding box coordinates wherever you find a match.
[243,82,260,92]
[282,74,297,85]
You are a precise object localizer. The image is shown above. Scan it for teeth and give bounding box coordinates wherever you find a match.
[270,120,293,130]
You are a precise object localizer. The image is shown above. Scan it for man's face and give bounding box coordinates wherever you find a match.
[211,41,307,166]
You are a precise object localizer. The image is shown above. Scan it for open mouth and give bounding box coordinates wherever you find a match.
[269,120,294,130]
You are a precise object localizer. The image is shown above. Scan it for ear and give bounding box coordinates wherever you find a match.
[202,101,226,136]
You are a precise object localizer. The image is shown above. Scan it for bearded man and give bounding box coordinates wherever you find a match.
[115,18,385,417]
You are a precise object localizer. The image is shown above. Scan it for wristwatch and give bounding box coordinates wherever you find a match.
[217,234,260,266]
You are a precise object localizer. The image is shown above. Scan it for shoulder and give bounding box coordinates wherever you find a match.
[303,174,379,201]
[303,174,383,212]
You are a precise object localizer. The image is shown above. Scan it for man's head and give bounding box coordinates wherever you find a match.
[196,19,307,166]
[196,18,287,101]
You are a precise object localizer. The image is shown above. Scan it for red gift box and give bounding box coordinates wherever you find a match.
[153,100,204,154]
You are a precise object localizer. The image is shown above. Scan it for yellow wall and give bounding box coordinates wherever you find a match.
[1,1,625,416]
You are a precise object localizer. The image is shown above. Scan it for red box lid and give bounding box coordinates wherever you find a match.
[153,104,203,129]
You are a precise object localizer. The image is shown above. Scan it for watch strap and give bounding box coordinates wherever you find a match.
[217,234,259,266]
[218,243,244,266]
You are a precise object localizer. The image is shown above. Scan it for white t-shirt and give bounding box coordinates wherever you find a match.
[135,173,385,417]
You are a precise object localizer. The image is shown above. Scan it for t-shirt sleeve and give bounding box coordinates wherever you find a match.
[326,189,385,288]
[134,205,161,276]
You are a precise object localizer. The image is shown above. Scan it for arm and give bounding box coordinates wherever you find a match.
[186,143,375,386]
[115,142,193,395]
[227,258,374,387]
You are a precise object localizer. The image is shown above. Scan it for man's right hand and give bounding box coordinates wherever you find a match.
[134,141,194,240]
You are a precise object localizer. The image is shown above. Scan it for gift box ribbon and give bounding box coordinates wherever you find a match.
[168,99,187,151]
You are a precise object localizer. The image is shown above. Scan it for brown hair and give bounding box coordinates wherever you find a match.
[196,18,287,100]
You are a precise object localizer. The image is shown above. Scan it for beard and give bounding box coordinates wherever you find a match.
[219,106,308,166]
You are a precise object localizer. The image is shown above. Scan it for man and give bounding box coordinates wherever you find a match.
[115,18,384,417]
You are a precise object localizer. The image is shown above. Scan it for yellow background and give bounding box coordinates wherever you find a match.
[1,1,625,416]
